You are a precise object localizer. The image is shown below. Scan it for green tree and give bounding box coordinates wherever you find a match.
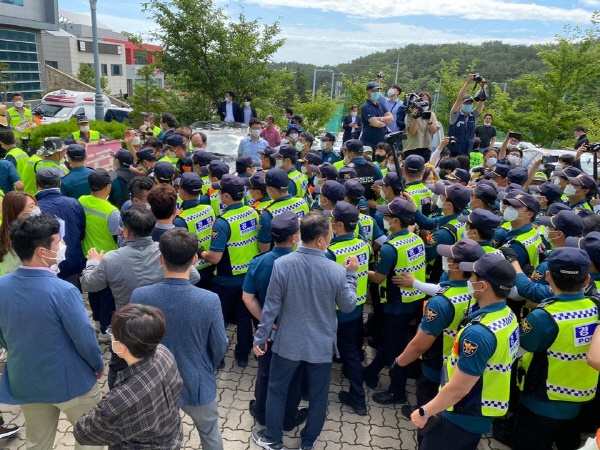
[292,91,338,135]
[76,63,108,92]
[0,62,16,104]
[142,0,285,120]
[128,64,169,126]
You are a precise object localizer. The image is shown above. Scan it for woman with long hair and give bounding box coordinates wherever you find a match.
[0,191,39,275]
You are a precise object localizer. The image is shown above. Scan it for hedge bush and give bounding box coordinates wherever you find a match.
[28,120,130,150]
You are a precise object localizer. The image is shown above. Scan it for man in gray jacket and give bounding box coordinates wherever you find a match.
[81,205,200,388]
[252,211,359,450]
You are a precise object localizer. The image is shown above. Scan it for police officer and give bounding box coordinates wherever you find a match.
[202,160,230,216]
[319,132,340,165]
[0,130,28,179]
[199,174,260,368]
[326,201,371,416]
[483,163,510,189]
[153,161,176,186]
[374,172,405,231]
[67,116,107,144]
[402,155,432,214]
[468,182,498,214]
[459,209,503,254]
[173,172,216,289]
[564,173,596,212]
[344,139,382,206]
[61,144,93,200]
[344,179,386,249]
[494,248,599,450]
[109,149,136,209]
[388,239,484,417]
[257,168,309,253]
[272,144,308,199]
[530,181,563,216]
[412,254,518,450]
[21,138,68,195]
[246,171,272,212]
[135,147,158,177]
[259,147,277,172]
[365,198,427,392]
[445,168,471,186]
[242,211,307,431]
[190,151,218,193]
[310,162,338,198]
[166,134,192,175]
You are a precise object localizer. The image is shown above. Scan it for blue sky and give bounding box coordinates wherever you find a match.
[59,0,600,65]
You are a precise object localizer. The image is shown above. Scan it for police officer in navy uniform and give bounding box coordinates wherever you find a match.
[343,139,382,205]
[242,211,308,432]
[246,171,272,213]
[494,248,599,450]
[412,254,519,450]
[383,239,484,415]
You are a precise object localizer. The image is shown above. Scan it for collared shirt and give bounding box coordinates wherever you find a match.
[224,103,235,122]
[260,125,281,148]
[382,97,400,132]
[359,99,388,148]
[237,136,268,163]
[74,345,183,449]
[244,246,293,307]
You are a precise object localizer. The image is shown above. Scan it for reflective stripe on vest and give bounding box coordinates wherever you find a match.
[328,238,370,306]
[510,227,542,268]
[288,170,308,198]
[72,130,101,143]
[446,307,519,417]
[179,204,215,270]
[252,199,272,213]
[21,155,42,194]
[7,107,33,138]
[519,298,599,402]
[438,285,474,364]
[79,195,119,255]
[209,189,226,217]
[358,213,374,243]
[482,245,503,256]
[265,196,309,219]
[220,205,259,275]
[406,183,432,214]
[381,232,426,303]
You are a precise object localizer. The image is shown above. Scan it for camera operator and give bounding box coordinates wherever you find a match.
[359,82,395,149]
[403,92,439,161]
[449,73,487,156]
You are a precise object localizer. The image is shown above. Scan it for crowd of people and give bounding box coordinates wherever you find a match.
[0,74,600,450]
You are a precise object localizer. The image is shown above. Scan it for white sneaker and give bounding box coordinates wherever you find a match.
[98,332,111,344]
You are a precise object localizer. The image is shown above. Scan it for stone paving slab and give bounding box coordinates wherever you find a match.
[0,305,512,449]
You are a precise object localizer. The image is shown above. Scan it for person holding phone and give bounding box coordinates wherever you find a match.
[404,92,439,162]
[449,74,487,157]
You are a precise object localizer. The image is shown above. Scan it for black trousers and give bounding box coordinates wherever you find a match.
[419,414,481,450]
[211,282,252,359]
[337,317,366,406]
[512,402,580,450]
[88,287,115,334]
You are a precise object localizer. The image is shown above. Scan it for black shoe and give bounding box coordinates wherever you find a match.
[0,425,19,439]
[217,359,225,370]
[338,391,367,416]
[236,356,248,368]
[367,336,378,349]
[372,390,407,405]
[249,400,265,426]
[252,429,283,450]
[283,408,308,431]
[401,403,417,419]
[363,370,378,389]
[491,418,514,448]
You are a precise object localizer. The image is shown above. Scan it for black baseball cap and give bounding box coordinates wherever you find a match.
[531,182,563,205]
[437,237,486,263]
[88,168,114,191]
[375,172,402,191]
[333,201,360,227]
[300,152,322,165]
[366,81,380,90]
[154,162,176,183]
[566,232,600,266]
[207,161,230,179]
[458,209,502,231]
[471,182,497,206]
[546,202,571,216]
[404,155,425,173]
[497,183,526,201]
[166,134,186,148]
[344,179,365,199]
[273,144,297,160]
[265,168,289,189]
[271,210,299,240]
[66,144,86,160]
[111,149,134,167]
[136,148,156,162]
[552,166,582,178]
[547,247,590,276]
[459,253,517,291]
[484,163,510,179]
[179,172,203,194]
[507,167,528,185]
[211,174,246,196]
[320,132,336,143]
[503,192,540,215]
[567,173,597,192]
[260,147,278,158]
[446,168,471,184]
[36,167,63,185]
[192,151,218,166]
[246,171,267,190]
[237,155,260,171]
[344,139,364,154]
[321,180,346,202]
[432,182,470,210]
[76,115,89,123]
[376,197,415,217]
[538,210,584,237]
[310,162,338,181]
[338,166,358,181]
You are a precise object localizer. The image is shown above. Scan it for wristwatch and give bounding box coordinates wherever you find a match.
[418,406,429,418]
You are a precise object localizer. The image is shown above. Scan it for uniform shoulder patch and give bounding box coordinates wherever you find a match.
[462,339,478,357]
[425,307,438,322]
[531,271,544,282]
[211,230,219,239]
[436,286,451,296]
[521,319,533,334]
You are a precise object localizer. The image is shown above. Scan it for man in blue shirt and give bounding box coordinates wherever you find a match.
[0,214,103,449]
[412,254,518,450]
[131,228,228,450]
[238,118,268,163]
[0,157,22,193]
[359,81,394,149]
[61,144,93,199]
[243,212,308,433]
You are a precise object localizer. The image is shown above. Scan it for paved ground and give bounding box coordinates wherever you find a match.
[0,305,512,449]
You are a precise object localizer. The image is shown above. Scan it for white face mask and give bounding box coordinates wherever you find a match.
[42,242,67,273]
[486,158,497,167]
[320,141,328,150]
[14,101,24,108]
[387,89,396,97]
[554,163,563,171]
[508,156,519,165]
[442,257,449,272]
[437,197,445,209]
[301,166,308,174]
[251,129,261,138]
[143,121,151,127]
[275,159,283,168]
[132,136,141,146]
[29,207,42,217]
[289,133,298,141]
[467,280,476,296]
[564,184,577,196]
[244,101,250,107]
[225,97,231,103]
[387,163,396,172]
[111,340,123,355]
[383,218,392,231]
[503,206,519,222]
[295,142,305,152]
[380,187,387,200]
[313,176,322,186]
[281,139,289,145]
[80,126,90,133]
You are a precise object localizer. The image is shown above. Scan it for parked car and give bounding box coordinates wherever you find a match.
[38,89,131,124]
[522,147,595,176]
[189,121,248,161]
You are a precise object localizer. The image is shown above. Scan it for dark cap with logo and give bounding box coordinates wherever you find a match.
[547,247,590,276]
[375,172,402,191]
[484,163,510,179]
[567,173,597,192]
[404,155,425,173]
[530,181,563,205]
[271,210,299,240]
[211,174,247,196]
[66,144,86,160]
[338,166,358,181]
[300,152,322,166]
[207,160,230,179]
[471,182,498,206]
[437,237,485,263]
[111,149,134,167]
[459,253,517,291]
[503,192,540,215]
[458,209,502,231]
[136,147,156,162]
[366,81,381,90]
[539,210,584,237]
[376,197,415,217]
[88,168,114,191]
[333,201,360,227]
[246,171,267,190]
[236,155,260,172]
[265,168,289,189]
[344,179,365,199]
[166,134,186,148]
[547,202,571,216]
[446,168,470,184]
[320,132,336,143]
[432,182,471,210]
[310,162,338,180]
[552,166,582,178]
[566,231,600,266]
[192,151,218,166]
[321,180,346,202]
[344,139,364,154]
[179,172,203,194]
[507,167,528,186]
[273,144,297,160]
[154,162,176,183]
[36,167,63,185]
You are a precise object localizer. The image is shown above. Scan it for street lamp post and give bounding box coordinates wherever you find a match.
[491,81,508,94]
[89,0,104,121]
[312,68,333,100]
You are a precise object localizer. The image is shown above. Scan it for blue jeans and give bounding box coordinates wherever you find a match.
[265,354,331,446]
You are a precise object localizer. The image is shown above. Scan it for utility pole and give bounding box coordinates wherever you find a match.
[394,51,400,85]
[90,0,104,121]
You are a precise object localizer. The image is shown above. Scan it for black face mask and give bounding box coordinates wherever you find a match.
[439,172,449,180]
[374,154,386,164]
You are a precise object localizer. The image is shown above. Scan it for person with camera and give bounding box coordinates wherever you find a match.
[403,91,439,161]
[359,82,395,149]
[449,74,487,157]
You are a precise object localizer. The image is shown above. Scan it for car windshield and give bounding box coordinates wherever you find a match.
[190,121,248,161]
[39,104,74,119]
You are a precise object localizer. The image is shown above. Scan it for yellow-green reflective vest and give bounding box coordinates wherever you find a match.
[264,196,309,220]
[200,176,211,195]
[445,306,519,417]
[328,237,370,306]
[152,125,162,137]
[220,205,259,275]
[5,147,28,178]
[405,182,432,214]
[470,151,483,170]
[358,213,374,244]
[72,130,101,143]
[519,298,598,403]
[437,285,474,364]
[20,155,42,194]
[288,169,308,199]
[380,232,426,304]
[208,188,226,217]
[7,107,33,138]
[79,195,119,255]
[482,244,503,256]
[36,160,68,175]
[333,160,345,171]
[252,198,272,213]
[179,204,215,270]
[510,226,542,269]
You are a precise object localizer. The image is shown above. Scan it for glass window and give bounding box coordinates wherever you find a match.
[133,50,148,65]
[45,61,58,69]
[101,64,108,76]
[111,64,121,76]
[0,0,24,6]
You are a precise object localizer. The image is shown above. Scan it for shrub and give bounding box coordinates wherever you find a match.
[28,119,130,150]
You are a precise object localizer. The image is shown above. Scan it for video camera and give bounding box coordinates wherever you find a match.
[447,136,457,149]
[384,131,407,145]
[584,142,600,153]
[403,93,431,118]
[473,73,484,84]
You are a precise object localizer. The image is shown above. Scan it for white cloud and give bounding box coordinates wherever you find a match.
[580,0,600,6]
[245,0,593,23]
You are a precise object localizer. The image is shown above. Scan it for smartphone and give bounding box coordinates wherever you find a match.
[542,155,559,163]
[508,132,522,141]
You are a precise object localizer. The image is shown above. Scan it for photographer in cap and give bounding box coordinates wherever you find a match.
[449,74,487,156]
[404,91,439,161]
[359,81,394,149]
